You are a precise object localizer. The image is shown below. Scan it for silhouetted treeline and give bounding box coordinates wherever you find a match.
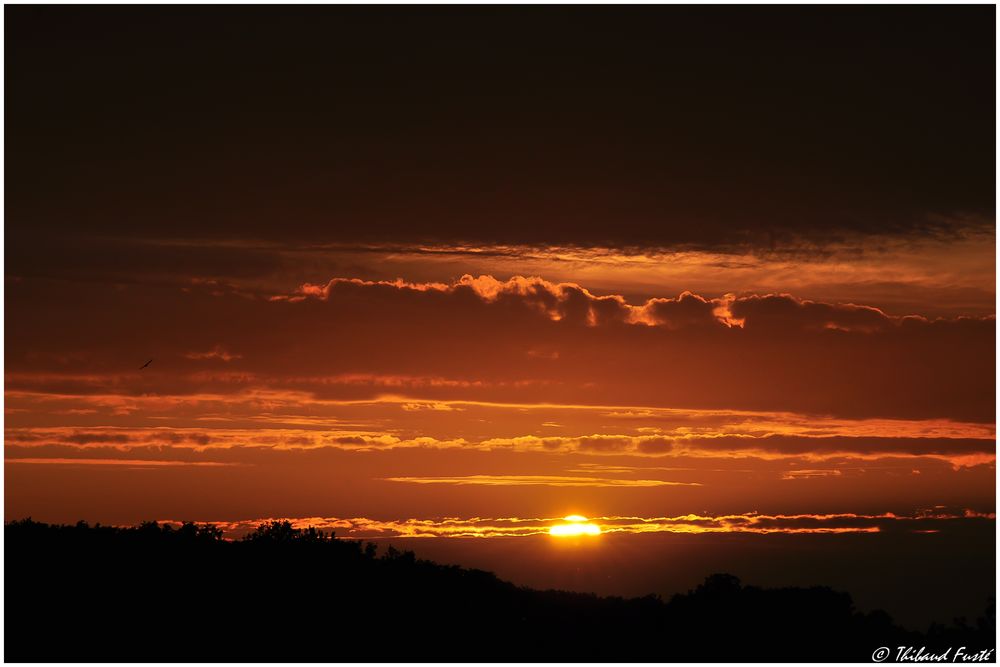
[5,519,995,661]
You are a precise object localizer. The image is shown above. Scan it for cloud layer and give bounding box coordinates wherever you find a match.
[156,509,996,539]
[8,275,994,423]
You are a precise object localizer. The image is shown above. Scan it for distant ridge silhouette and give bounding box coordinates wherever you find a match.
[5,519,995,661]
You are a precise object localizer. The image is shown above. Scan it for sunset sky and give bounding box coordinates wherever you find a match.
[5,5,995,629]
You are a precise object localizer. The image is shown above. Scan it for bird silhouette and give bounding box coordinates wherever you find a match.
[139,359,153,370]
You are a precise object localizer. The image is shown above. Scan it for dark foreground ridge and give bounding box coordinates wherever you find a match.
[5,519,995,662]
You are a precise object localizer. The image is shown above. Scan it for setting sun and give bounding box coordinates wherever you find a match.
[549,515,602,537]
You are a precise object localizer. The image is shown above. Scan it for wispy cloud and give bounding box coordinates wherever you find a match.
[781,469,843,480]
[157,509,996,540]
[184,345,242,362]
[5,422,993,468]
[382,475,699,488]
[6,458,242,467]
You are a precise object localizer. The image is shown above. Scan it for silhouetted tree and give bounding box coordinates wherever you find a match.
[4,518,994,661]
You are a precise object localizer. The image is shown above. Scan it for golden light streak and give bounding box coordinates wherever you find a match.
[383,475,698,487]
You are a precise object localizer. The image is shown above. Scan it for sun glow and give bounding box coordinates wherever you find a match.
[549,515,602,537]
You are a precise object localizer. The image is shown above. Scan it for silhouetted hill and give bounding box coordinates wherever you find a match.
[4,519,995,661]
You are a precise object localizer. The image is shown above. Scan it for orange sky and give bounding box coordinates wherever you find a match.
[6,243,995,533]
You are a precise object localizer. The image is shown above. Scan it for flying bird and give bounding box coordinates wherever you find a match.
[139,359,153,370]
